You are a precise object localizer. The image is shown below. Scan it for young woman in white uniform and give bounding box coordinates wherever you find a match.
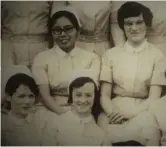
[98,2,166,145]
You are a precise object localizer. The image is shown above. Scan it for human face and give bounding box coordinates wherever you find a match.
[124,14,146,45]
[9,85,35,118]
[52,16,78,52]
[72,82,95,115]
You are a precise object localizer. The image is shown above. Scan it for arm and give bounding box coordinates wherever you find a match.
[99,51,114,116]
[110,1,126,47]
[39,84,65,114]
[134,85,162,115]
[32,53,64,114]
[89,54,101,82]
[100,82,113,116]
[133,53,166,116]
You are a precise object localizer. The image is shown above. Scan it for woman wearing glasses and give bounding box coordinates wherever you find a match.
[32,6,100,114]
[98,2,166,145]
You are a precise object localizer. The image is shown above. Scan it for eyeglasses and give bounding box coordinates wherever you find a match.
[124,20,145,27]
[52,25,74,35]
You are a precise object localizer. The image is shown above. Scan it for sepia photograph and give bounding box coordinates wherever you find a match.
[1,1,166,146]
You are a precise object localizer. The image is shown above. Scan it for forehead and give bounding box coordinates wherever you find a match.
[124,14,144,22]
[53,16,73,27]
[73,82,95,93]
[15,85,32,95]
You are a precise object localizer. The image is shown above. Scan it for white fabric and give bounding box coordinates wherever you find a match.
[54,110,108,146]
[1,107,59,146]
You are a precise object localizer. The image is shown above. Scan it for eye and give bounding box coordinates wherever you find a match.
[124,22,133,26]
[18,94,26,99]
[136,20,144,25]
[29,94,35,99]
[76,93,82,97]
[63,25,74,33]
[85,93,92,98]
[52,26,62,34]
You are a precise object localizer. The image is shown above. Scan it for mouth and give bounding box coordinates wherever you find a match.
[131,32,140,35]
[77,103,89,108]
[22,106,31,110]
[59,39,70,44]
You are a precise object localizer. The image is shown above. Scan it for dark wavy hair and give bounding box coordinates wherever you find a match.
[48,11,80,48]
[117,1,153,31]
[4,73,39,110]
[68,77,102,122]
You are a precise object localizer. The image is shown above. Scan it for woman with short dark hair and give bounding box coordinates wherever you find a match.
[99,1,166,145]
[32,6,100,114]
[53,70,111,146]
[1,66,59,146]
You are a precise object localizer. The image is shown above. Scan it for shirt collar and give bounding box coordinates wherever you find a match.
[54,45,81,57]
[124,39,148,53]
[67,110,95,124]
[8,111,33,125]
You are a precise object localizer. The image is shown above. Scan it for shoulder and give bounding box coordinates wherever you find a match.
[33,49,57,66]
[147,42,164,58]
[34,49,54,60]
[77,47,99,59]
[1,113,11,130]
[103,45,124,59]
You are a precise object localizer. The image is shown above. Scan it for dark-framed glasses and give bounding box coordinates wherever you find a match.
[52,25,74,35]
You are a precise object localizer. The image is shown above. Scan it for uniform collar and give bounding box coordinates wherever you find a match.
[8,111,33,125]
[67,110,95,124]
[54,45,81,57]
[124,39,148,53]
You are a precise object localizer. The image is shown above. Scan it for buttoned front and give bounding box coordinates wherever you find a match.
[111,1,166,56]
[55,110,108,146]
[1,108,58,146]
[100,40,166,98]
[32,46,100,105]
[67,1,112,57]
[1,1,51,67]
[1,1,50,35]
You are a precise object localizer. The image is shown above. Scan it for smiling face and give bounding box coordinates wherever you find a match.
[9,84,35,118]
[52,16,78,52]
[72,82,95,115]
[124,14,146,45]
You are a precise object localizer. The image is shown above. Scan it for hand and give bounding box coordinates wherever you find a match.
[108,112,128,124]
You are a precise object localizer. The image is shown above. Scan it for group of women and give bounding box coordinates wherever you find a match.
[1,1,166,146]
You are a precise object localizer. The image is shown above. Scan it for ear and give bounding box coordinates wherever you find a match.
[77,30,80,37]
[5,93,12,102]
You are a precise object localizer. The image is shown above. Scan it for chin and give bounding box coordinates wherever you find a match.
[77,108,90,114]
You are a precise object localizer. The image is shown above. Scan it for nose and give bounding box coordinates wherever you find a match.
[131,24,138,31]
[24,97,31,104]
[78,97,87,103]
[61,30,67,36]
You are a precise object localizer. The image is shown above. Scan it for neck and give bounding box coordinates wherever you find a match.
[128,39,145,48]
[10,110,28,119]
[71,108,91,119]
[60,44,75,53]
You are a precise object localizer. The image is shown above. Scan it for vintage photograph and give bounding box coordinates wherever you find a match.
[1,1,166,146]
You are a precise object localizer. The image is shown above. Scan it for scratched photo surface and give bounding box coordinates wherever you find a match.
[1,1,166,146]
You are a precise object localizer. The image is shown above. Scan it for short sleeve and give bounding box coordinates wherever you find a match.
[100,51,113,83]
[32,52,49,85]
[150,52,166,86]
[88,54,101,82]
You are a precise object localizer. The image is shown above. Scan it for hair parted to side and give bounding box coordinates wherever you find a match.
[5,73,39,97]
[68,77,102,122]
[117,1,153,31]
